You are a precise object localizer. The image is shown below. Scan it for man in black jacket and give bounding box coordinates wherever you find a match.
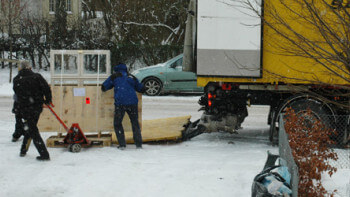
[13,61,52,161]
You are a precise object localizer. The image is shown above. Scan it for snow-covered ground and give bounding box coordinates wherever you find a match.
[0,69,349,197]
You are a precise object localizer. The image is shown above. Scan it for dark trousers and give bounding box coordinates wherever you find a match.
[114,105,142,147]
[12,114,24,139]
[19,108,49,157]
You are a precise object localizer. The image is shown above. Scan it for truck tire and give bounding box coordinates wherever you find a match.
[288,99,332,127]
[143,78,162,96]
[270,97,334,144]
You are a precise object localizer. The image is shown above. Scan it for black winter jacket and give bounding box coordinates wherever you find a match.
[13,69,52,110]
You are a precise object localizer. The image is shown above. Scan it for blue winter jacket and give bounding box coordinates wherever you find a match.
[102,64,143,106]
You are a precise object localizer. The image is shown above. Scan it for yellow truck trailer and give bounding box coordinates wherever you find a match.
[183,0,350,144]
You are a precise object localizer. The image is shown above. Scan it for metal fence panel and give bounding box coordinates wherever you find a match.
[279,115,299,197]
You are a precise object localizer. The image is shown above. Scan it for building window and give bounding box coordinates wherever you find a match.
[66,0,72,12]
[49,0,55,12]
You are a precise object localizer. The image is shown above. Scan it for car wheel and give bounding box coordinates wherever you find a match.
[143,78,162,96]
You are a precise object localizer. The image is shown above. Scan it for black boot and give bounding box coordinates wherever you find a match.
[12,137,20,142]
[36,155,50,161]
[117,145,126,150]
[19,151,26,157]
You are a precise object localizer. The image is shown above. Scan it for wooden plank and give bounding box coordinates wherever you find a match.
[38,86,142,133]
[111,116,191,144]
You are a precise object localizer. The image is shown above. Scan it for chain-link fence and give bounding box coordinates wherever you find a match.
[278,114,350,197]
[323,115,350,169]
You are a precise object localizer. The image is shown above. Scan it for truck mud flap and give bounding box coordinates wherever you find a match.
[182,119,205,141]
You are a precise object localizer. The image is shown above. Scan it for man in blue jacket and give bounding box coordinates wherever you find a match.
[102,63,144,149]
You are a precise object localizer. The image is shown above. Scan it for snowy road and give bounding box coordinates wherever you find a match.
[0,96,347,197]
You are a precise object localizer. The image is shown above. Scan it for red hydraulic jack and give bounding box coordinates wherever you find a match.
[46,104,101,152]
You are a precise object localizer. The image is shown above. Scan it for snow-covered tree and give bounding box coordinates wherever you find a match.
[113,0,188,66]
[82,0,188,67]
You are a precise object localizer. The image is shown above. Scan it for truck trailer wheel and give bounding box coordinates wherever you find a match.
[288,99,332,127]
[271,98,334,144]
[143,78,162,96]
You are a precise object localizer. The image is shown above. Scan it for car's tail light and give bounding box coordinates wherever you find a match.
[207,93,216,107]
[208,93,213,99]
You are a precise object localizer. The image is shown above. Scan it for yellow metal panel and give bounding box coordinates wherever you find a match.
[198,0,350,87]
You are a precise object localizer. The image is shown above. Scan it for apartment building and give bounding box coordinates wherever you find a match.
[0,0,82,35]
[43,0,82,24]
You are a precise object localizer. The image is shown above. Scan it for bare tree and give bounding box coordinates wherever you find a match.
[81,0,116,40]
[50,0,68,49]
[82,0,97,20]
[0,21,6,69]
[20,16,49,70]
[0,0,25,82]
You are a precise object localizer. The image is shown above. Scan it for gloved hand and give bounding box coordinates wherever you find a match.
[12,107,18,114]
[101,85,107,92]
[43,102,54,108]
[140,86,146,94]
[44,100,52,105]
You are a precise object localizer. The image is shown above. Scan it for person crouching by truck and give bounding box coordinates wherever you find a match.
[101,63,145,150]
[13,61,52,161]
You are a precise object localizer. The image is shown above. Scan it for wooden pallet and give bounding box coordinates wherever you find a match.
[46,133,112,148]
